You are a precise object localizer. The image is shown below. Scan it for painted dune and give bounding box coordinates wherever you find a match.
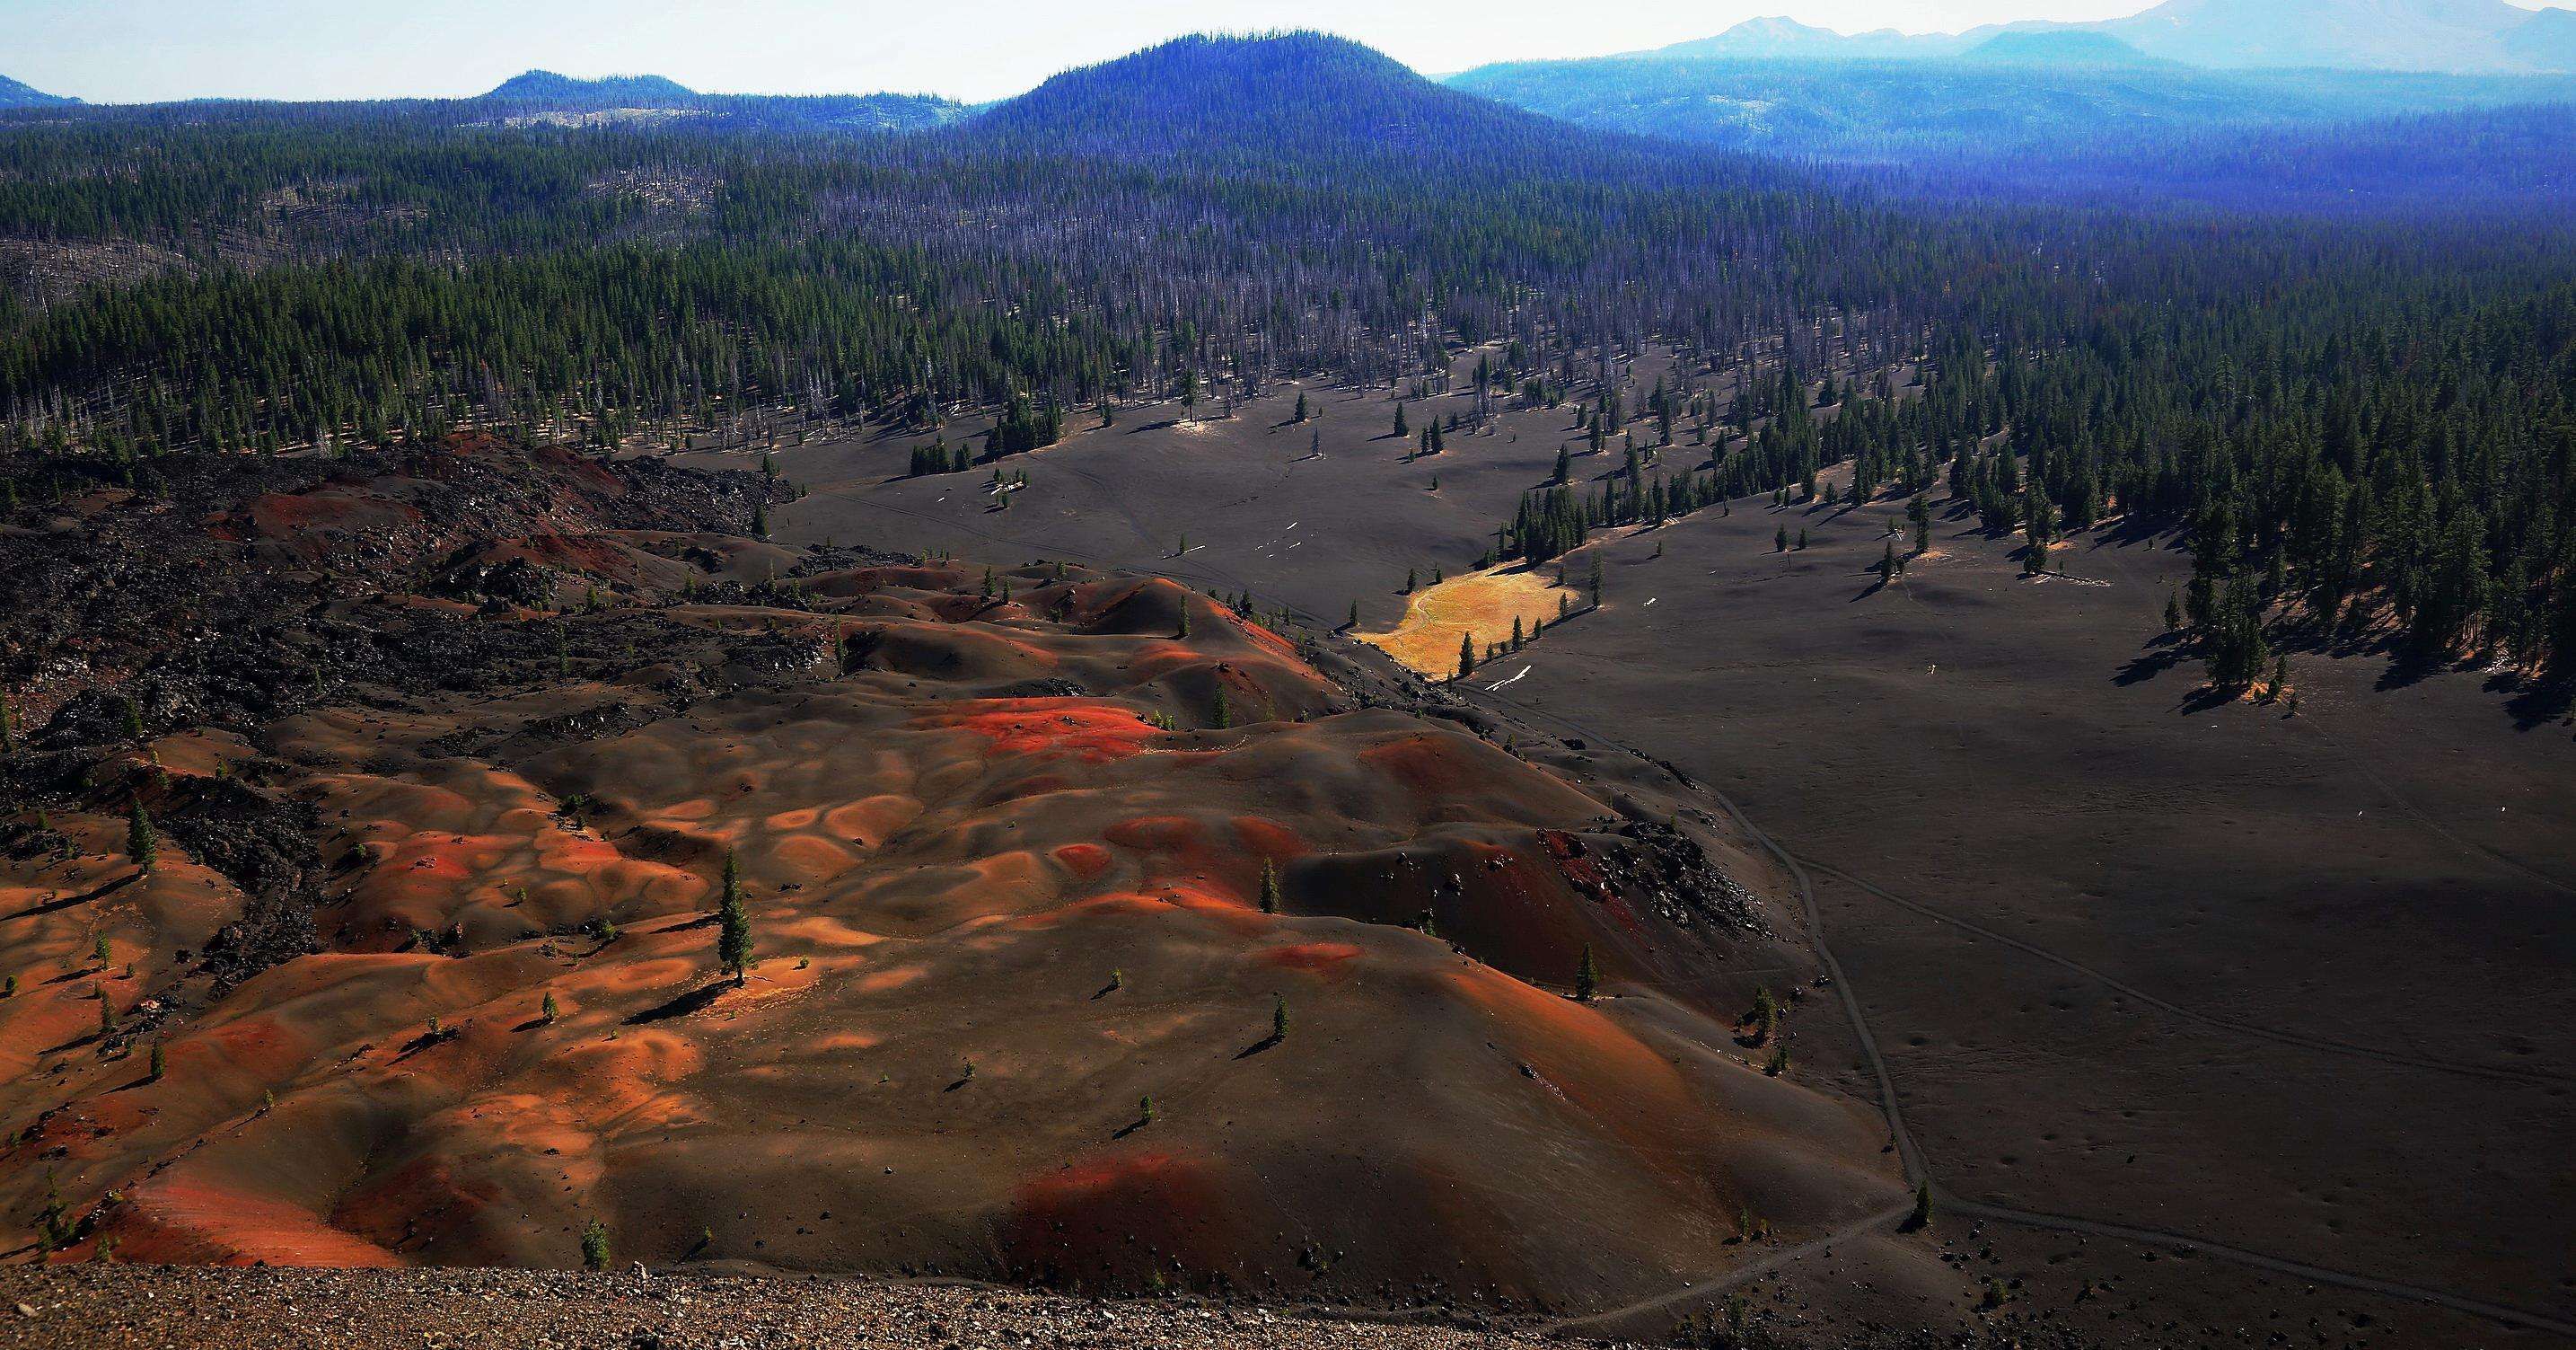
[0,458,1906,1319]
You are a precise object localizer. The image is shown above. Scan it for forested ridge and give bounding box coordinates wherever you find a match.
[4,32,2575,675]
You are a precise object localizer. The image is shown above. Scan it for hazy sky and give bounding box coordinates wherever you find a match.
[9,0,2563,104]
[3,0,2158,103]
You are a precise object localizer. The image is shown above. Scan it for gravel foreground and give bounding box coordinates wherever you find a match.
[0,1265,1593,1350]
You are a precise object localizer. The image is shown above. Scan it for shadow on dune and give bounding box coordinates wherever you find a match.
[624,982,731,1026]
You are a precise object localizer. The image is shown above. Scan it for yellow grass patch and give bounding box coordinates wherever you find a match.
[1359,565,1583,677]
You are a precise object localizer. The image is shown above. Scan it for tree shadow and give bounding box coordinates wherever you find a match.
[2114,646,2187,687]
[7,869,141,922]
[393,1026,461,1062]
[2498,674,2576,731]
[1233,1034,1281,1061]
[624,982,727,1026]
[2176,683,2242,716]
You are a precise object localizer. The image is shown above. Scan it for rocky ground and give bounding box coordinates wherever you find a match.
[0,1263,2121,1350]
[0,1264,1562,1350]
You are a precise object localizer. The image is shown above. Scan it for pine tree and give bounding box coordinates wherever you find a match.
[1345,599,1358,631]
[1259,860,1281,913]
[1575,944,1599,1001]
[126,800,156,871]
[1456,631,1476,681]
[1271,994,1289,1044]
[1394,404,1408,437]
[581,1218,611,1272]
[717,850,752,985]
[2165,592,2184,631]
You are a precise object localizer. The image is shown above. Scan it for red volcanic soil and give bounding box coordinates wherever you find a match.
[0,462,1926,1340]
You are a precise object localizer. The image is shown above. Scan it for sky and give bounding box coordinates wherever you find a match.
[4,0,2175,104]
[7,0,2562,104]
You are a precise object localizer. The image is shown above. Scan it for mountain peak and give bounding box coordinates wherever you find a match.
[970,31,1556,161]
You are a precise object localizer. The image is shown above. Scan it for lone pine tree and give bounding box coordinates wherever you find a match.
[126,800,156,870]
[717,850,752,985]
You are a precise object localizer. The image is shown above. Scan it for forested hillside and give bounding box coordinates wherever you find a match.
[4,32,2575,676]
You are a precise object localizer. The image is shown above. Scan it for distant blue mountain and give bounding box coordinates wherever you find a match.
[1637,17,1965,62]
[1620,0,2576,74]
[1963,31,2170,66]
[1448,55,2576,163]
[0,74,78,108]
[2511,6,2576,69]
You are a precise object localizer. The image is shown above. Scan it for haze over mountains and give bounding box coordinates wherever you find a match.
[1443,0,2576,205]
[1627,0,2576,72]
